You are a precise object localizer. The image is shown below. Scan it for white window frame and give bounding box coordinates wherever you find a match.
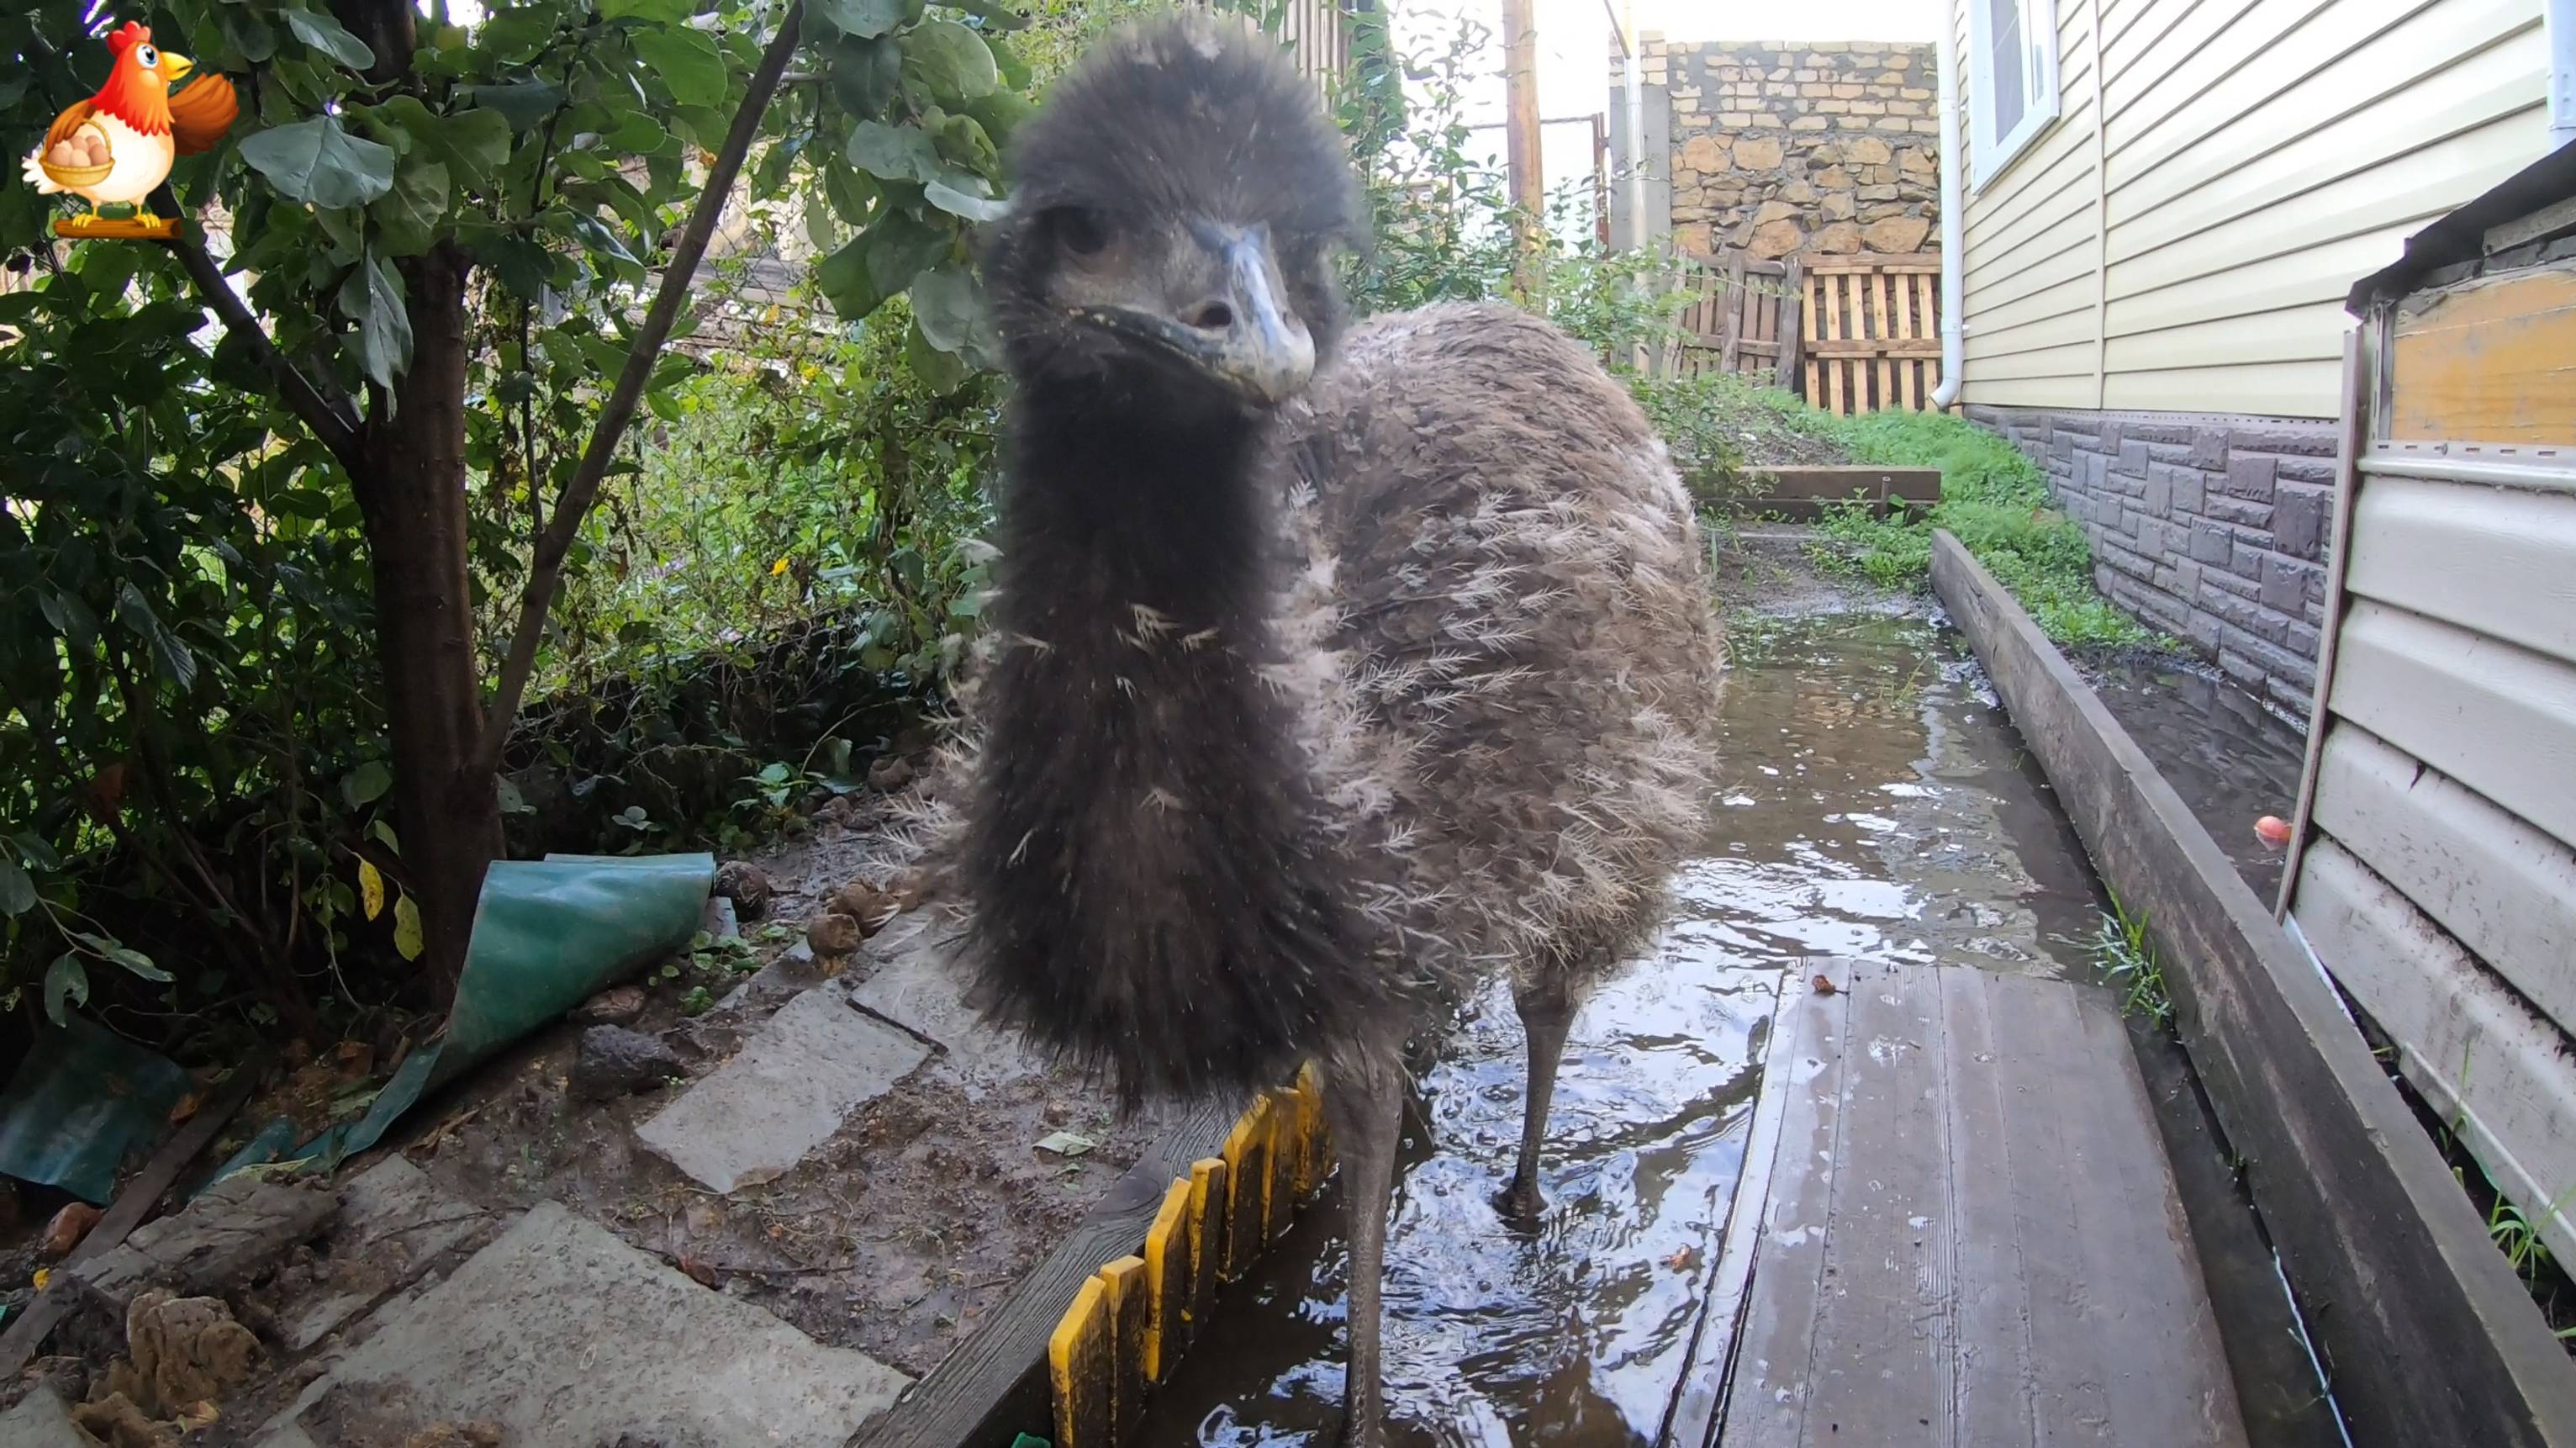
[1966,0,2063,191]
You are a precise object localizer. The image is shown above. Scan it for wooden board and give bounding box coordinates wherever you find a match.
[2297,839,2576,1271]
[2392,264,2576,444]
[1929,529,2576,1447]
[1737,465,1942,522]
[2311,724,2576,1036]
[853,1096,1239,1448]
[1716,962,2244,1447]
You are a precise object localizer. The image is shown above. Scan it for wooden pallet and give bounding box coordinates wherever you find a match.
[1046,1064,1332,1448]
[1660,251,1803,388]
[1802,253,1942,416]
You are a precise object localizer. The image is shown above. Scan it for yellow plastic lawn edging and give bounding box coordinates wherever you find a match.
[1045,1064,1331,1447]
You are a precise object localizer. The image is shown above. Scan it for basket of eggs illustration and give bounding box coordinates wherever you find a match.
[38,131,111,189]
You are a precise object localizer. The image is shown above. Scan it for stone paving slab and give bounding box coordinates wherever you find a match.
[851,918,1037,1101]
[281,1157,491,1352]
[636,983,929,1193]
[0,1387,83,1448]
[256,1202,909,1447]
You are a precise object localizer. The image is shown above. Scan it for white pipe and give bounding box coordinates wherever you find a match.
[1930,8,1967,410]
[2550,0,2575,149]
[1619,1,1644,248]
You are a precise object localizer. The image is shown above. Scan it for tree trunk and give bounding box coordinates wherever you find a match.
[351,242,499,999]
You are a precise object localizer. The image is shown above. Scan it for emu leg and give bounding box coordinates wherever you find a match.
[1329,1057,1404,1448]
[1497,975,1575,1219]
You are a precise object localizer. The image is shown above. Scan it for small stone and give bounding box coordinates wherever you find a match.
[1752,198,1800,225]
[1864,216,1933,252]
[806,911,863,959]
[814,795,856,827]
[40,1201,101,1259]
[1813,220,1863,254]
[867,757,914,792]
[1733,135,1785,168]
[573,986,647,1026]
[1747,218,1803,259]
[1680,134,1728,171]
[830,881,895,937]
[1845,135,1893,165]
[571,1026,686,1102]
[713,860,770,918]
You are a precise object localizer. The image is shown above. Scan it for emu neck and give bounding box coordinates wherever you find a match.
[995,399,1277,634]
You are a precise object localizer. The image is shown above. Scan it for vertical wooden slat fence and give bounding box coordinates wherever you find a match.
[1800,253,1942,415]
[1658,251,1802,387]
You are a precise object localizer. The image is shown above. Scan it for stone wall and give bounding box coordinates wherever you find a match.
[1655,38,1940,261]
[1968,407,2341,721]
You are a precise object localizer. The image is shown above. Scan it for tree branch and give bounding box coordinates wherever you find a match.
[475,0,806,779]
[155,194,367,474]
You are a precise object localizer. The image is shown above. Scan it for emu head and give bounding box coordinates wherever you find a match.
[982,14,1360,414]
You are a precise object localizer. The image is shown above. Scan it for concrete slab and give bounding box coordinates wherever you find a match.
[257,1202,908,1448]
[281,1157,491,1352]
[0,1387,84,1448]
[636,984,929,1193]
[852,918,1037,1100]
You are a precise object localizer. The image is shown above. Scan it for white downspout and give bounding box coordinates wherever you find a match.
[1620,0,1644,246]
[2550,0,2575,149]
[1930,7,1967,410]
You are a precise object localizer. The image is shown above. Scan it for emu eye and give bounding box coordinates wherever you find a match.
[1047,207,1106,259]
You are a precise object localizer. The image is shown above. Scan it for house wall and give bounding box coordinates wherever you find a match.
[1947,0,2556,419]
[1969,405,2336,717]
[2285,242,2576,1270]
[1658,40,1942,261]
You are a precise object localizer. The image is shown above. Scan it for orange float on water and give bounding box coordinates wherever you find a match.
[2255,815,2293,848]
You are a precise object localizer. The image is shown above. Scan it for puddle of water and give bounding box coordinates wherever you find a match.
[2083,652,2308,902]
[1139,615,2124,1446]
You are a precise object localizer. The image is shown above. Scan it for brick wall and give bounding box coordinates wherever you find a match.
[1655,38,1940,261]
[1967,407,2340,721]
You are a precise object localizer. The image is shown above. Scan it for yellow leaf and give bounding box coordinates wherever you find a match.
[393,893,424,962]
[769,556,789,577]
[31,1268,50,1291]
[358,859,385,922]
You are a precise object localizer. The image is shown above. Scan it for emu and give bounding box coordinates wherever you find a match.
[913,15,1724,1444]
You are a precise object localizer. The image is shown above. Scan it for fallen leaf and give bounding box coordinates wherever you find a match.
[335,1039,376,1080]
[179,1401,220,1430]
[1812,974,1839,996]
[1664,1246,1698,1272]
[167,1092,202,1126]
[1035,1130,1096,1158]
[678,1253,719,1287]
[31,1267,50,1291]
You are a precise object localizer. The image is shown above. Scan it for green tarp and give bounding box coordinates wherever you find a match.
[1,853,714,1200]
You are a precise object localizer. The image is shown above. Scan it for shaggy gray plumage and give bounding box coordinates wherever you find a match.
[881,16,1725,1443]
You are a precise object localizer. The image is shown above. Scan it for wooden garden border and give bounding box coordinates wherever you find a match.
[1736,464,1940,521]
[1927,530,2576,1446]
[852,1070,1330,1448]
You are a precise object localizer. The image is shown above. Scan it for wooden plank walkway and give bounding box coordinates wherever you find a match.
[1713,960,2247,1448]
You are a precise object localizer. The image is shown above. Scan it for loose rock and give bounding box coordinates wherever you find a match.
[570,1026,686,1102]
[713,860,771,918]
[814,794,857,827]
[805,911,863,959]
[867,756,914,792]
[40,1202,102,1259]
[572,985,647,1026]
[830,880,894,937]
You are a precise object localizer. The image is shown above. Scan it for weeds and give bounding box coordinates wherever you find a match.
[2090,893,2175,1028]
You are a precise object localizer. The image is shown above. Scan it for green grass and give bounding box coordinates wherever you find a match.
[2089,892,2175,1028]
[1802,408,2156,647]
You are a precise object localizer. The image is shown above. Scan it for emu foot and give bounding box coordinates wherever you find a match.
[1492,1175,1547,1223]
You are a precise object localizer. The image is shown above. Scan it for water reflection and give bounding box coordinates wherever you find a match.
[1139,616,2110,1445]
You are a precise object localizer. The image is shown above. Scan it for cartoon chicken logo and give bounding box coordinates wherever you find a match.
[19,20,237,240]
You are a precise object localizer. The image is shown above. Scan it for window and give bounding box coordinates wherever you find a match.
[1967,0,2061,188]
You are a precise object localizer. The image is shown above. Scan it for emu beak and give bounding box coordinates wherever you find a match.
[1081,224,1316,404]
[157,51,195,83]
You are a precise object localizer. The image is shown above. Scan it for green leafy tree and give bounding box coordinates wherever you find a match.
[3,0,1026,1007]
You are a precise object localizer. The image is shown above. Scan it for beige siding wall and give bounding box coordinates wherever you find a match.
[1949,0,2554,418]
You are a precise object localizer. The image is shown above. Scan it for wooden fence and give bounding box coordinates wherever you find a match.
[1658,252,1802,385]
[1800,253,1942,416]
